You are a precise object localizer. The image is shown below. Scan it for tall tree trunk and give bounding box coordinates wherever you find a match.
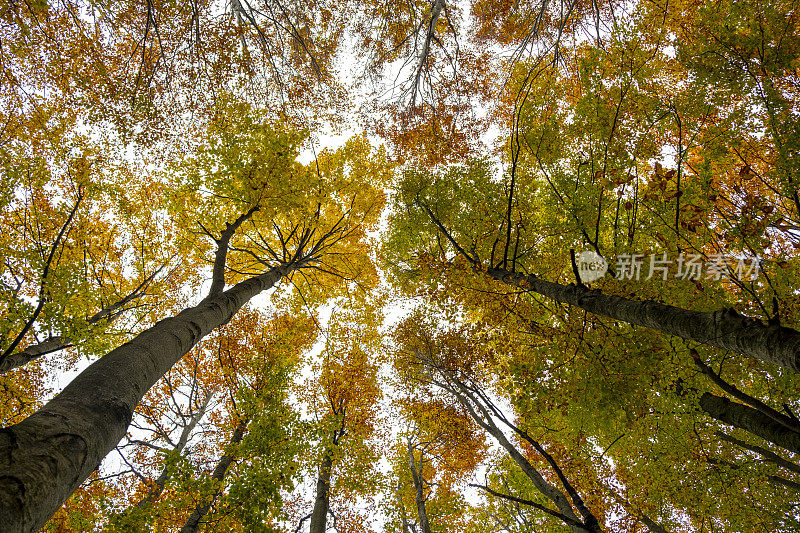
[0,265,287,533]
[309,452,334,533]
[407,443,432,533]
[180,417,249,533]
[395,483,412,533]
[447,386,589,533]
[486,267,800,372]
[700,392,800,454]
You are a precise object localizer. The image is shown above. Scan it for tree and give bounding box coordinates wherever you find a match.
[0,128,185,430]
[386,399,486,533]
[4,0,800,529]
[0,100,388,532]
[70,304,313,532]
[294,304,384,533]
[389,164,800,371]
[380,3,800,523]
[393,315,605,533]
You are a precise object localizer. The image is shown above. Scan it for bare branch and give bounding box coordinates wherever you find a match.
[470,484,590,531]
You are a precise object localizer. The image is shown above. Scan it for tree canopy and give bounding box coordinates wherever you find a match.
[2,0,800,531]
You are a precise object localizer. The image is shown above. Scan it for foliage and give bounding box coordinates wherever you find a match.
[3,0,800,531]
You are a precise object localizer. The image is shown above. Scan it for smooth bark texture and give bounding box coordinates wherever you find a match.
[486,267,800,372]
[309,452,333,533]
[180,417,249,533]
[471,484,593,531]
[446,384,589,533]
[700,393,800,454]
[407,443,432,533]
[309,412,346,533]
[409,0,445,106]
[419,202,800,371]
[0,266,286,533]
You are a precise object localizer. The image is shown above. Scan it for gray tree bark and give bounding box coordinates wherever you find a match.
[700,392,800,454]
[0,265,287,533]
[486,267,800,372]
[407,443,432,533]
[309,452,334,533]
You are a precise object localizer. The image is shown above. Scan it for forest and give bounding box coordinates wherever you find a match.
[1,0,800,531]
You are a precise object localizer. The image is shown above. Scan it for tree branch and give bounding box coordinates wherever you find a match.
[0,191,83,365]
[693,351,800,432]
[205,206,260,297]
[470,484,590,531]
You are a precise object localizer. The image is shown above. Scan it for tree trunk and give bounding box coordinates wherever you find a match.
[407,444,432,533]
[309,452,333,533]
[180,417,249,533]
[700,392,800,454]
[487,267,800,372]
[395,483,411,533]
[0,265,287,533]
[488,425,588,533]
[447,386,589,533]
